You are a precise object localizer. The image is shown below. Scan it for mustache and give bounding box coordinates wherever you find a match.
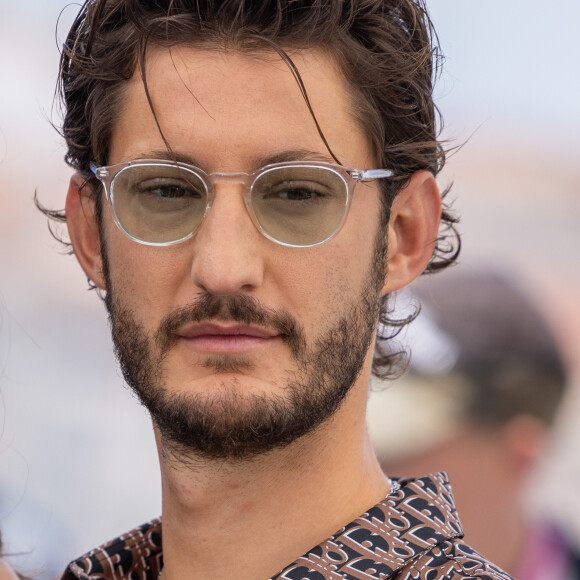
[155,293,305,359]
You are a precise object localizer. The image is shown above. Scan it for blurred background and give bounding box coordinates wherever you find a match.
[0,0,579,577]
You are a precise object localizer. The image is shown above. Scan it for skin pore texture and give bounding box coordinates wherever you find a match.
[66,45,441,580]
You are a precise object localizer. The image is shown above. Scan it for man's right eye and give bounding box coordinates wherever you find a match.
[134,179,204,199]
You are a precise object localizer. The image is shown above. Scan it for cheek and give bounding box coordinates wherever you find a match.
[103,224,191,322]
[270,227,379,330]
[284,195,380,287]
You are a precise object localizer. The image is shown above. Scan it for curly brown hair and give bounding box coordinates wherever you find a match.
[47,0,460,378]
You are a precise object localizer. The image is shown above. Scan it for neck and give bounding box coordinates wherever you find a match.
[156,386,389,580]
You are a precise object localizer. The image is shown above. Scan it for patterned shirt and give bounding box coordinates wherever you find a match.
[60,473,513,579]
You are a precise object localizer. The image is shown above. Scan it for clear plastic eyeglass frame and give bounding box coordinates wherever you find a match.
[90,159,394,248]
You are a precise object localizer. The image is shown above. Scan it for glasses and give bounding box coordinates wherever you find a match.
[90,159,394,248]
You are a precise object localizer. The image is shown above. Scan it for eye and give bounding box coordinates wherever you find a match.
[263,180,330,203]
[135,178,204,199]
[275,186,323,201]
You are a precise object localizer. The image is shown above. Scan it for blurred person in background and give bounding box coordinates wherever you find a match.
[40,0,516,578]
[368,267,579,579]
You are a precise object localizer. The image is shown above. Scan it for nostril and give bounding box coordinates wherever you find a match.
[189,208,265,296]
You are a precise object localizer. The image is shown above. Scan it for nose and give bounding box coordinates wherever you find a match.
[189,184,265,296]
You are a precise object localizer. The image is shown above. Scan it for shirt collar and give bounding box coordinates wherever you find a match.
[274,472,463,578]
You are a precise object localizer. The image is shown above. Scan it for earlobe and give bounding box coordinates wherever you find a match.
[381,170,442,295]
[66,174,106,289]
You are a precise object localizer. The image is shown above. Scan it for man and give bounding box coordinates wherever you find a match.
[51,0,512,578]
[368,267,579,579]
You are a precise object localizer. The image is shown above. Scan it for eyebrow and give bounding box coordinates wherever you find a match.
[132,149,337,170]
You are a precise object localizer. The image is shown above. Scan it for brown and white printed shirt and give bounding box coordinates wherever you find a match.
[60,473,514,579]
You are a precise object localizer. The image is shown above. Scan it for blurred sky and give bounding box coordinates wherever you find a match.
[0,1,579,577]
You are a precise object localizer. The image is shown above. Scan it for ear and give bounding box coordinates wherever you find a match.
[500,415,547,477]
[66,174,106,290]
[381,170,442,295]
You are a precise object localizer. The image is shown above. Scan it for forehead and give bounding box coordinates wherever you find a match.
[108,45,374,170]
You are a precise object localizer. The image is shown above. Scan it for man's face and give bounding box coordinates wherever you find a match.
[96,46,389,459]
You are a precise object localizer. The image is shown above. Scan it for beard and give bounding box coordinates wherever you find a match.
[102,231,387,461]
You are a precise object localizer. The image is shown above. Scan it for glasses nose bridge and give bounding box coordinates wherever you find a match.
[206,170,254,198]
[202,170,259,235]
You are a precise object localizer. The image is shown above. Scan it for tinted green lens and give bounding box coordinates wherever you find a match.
[109,163,349,246]
[111,164,207,244]
[251,165,348,246]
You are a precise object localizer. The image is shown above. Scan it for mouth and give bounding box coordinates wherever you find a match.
[176,322,279,354]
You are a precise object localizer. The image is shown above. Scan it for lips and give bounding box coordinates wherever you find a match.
[177,322,278,353]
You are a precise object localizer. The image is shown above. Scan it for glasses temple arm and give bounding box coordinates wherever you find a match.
[350,168,394,181]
